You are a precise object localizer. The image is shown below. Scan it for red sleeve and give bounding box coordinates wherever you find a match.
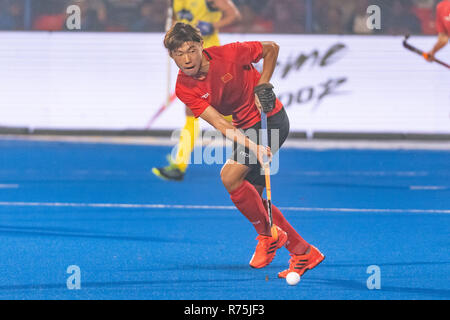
[436,2,448,35]
[224,41,263,65]
[175,84,210,118]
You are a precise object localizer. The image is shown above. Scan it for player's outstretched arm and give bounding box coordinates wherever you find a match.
[427,33,449,61]
[199,105,271,166]
[211,0,242,30]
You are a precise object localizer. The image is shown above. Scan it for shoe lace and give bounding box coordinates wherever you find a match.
[288,253,296,267]
[255,235,273,251]
[288,253,308,268]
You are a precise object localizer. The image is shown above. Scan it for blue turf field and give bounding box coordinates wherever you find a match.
[0,138,449,300]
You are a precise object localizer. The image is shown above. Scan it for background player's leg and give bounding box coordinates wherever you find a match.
[153,111,232,181]
[172,106,199,173]
[152,106,199,181]
[173,112,231,172]
[223,115,233,122]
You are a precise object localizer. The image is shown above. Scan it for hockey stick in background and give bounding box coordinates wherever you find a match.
[402,34,450,69]
[146,92,177,129]
[146,0,176,129]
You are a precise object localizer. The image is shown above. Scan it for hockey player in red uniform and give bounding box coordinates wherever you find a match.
[164,22,324,278]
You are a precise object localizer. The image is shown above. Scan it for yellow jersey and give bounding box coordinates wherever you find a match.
[173,0,222,48]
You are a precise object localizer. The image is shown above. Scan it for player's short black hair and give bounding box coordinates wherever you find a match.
[164,22,203,52]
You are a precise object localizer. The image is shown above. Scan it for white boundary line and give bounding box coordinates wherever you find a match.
[0,201,448,214]
[1,135,450,150]
[0,184,19,189]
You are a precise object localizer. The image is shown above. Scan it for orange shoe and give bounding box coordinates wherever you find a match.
[278,245,325,278]
[249,226,287,269]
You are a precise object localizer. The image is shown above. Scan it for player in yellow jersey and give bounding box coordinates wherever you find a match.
[153,0,241,181]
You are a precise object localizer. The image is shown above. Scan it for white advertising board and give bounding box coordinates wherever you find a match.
[0,32,449,134]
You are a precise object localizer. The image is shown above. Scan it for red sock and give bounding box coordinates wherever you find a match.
[229,181,271,236]
[264,200,310,255]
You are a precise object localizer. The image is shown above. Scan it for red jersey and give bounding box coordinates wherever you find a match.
[436,0,450,35]
[175,41,283,129]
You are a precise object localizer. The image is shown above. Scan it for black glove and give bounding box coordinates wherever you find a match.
[254,83,276,113]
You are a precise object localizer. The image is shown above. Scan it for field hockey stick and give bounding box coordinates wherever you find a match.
[403,34,450,69]
[260,111,278,240]
[145,92,177,129]
[165,1,174,107]
[146,0,176,129]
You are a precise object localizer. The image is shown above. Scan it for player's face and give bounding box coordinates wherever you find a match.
[171,41,204,77]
